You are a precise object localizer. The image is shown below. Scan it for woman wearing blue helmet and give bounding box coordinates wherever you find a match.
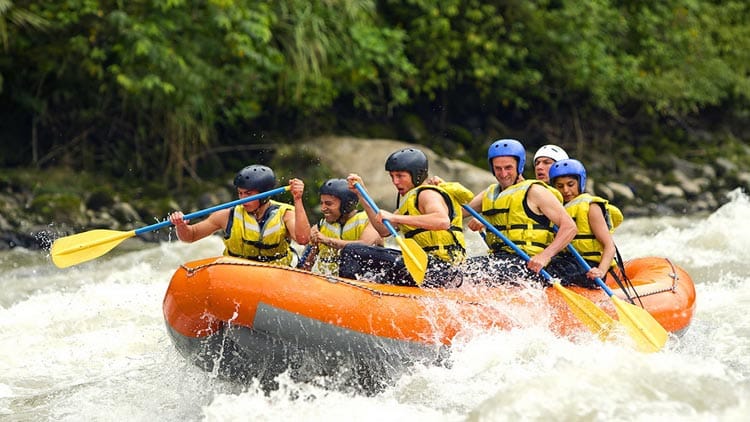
[462,139,577,286]
[550,159,624,286]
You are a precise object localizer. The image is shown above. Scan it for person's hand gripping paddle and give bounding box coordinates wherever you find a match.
[51,186,290,268]
[354,183,428,285]
[462,204,616,340]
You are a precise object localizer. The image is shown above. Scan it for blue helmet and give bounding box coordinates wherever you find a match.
[234,165,276,191]
[487,139,525,175]
[549,159,587,192]
[319,178,358,215]
[385,148,429,186]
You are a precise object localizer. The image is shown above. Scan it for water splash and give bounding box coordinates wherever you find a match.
[2,194,750,420]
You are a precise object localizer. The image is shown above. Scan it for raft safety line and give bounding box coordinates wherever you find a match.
[180,260,435,301]
[619,257,680,298]
[180,258,683,307]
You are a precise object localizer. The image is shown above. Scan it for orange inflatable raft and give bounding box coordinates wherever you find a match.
[163,256,696,390]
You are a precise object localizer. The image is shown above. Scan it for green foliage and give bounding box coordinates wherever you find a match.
[1,0,749,192]
[525,0,637,111]
[0,0,50,53]
[620,0,750,114]
[266,0,415,115]
[381,0,544,108]
[2,0,419,184]
[28,193,82,224]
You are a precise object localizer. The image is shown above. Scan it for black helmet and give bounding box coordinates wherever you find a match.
[319,178,358,215]
[385,148,428,186]
[233,165,276,191]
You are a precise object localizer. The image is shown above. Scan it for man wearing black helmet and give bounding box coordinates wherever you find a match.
[168,165,311,266]
[340,147,468,287]
[299,178,383,274]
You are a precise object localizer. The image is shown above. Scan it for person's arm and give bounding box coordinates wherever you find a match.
[309,224,322,245]
[588,204,616,279]
[298,244,319,271]
[526,185,577,273]
[359,222,385,246]
[168,209,229,243]
[298,222,323,270]
[285,178,311,245]
[464,190,487,232]
[347,173,390,237]
[384,188,450,230]
[426,176,475,204]
[318,221,384,249]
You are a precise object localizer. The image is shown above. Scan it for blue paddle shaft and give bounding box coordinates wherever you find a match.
[354,183,400,237]
[133,186,289,236]
[548,224,616,296]
[462,204,553,281]
[565,244,615,296]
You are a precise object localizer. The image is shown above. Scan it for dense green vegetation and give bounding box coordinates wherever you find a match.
[2,0,749,190]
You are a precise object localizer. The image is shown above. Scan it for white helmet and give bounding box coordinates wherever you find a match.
[533,144,569,163]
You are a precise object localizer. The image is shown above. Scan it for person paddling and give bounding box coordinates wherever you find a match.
[168,165,311,266]
[462,139,577,286]
[549,158,625,287]
[300,178,383,274]
[339,147,468,287]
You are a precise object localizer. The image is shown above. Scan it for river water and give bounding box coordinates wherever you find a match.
[1,189,749,421]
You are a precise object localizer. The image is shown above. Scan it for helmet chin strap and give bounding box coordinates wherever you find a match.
[338,210,354,225]
[250,201,268,220]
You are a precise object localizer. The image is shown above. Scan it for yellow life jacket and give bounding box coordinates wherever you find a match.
[436,181,475,204]
[480,180,562,256]
[316,211,371,275]
[565,193,623,266]
[223,200,294,266]
[396,185,466,264]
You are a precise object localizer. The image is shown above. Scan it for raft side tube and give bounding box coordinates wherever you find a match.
[605,257,697,333]
[165,301,450,393]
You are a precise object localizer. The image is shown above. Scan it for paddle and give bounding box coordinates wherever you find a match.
[51,186,290,269]
[563,242,669,353]
[354,182,428,285]
[462,205,616,340]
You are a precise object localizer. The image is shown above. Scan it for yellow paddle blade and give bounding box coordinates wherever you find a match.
[553,283,616,341]
[395,237,428,286]
[611,295,669,353]
[51,229,136,268]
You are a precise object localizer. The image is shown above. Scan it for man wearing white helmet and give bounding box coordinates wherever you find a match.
[533,144,569,183]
